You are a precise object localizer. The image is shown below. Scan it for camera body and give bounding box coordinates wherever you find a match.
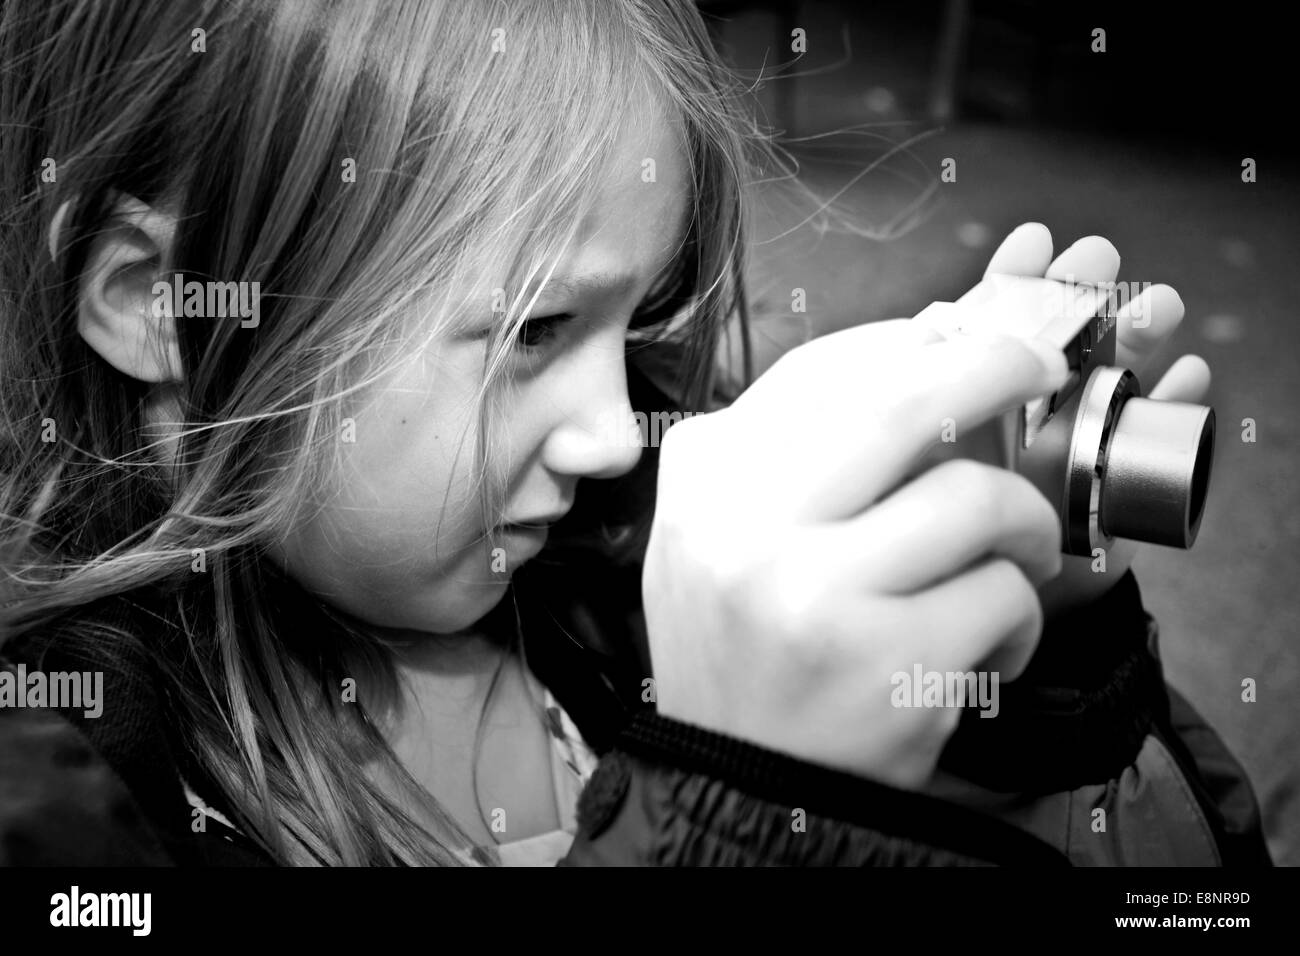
[913,275,1215,557]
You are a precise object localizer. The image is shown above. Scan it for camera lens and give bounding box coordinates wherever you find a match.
[1099,399,1216,548]
[1188,415,1213,531]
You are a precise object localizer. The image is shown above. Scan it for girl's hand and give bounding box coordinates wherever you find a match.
[641,320,1071,789]
[961,223,1212,618]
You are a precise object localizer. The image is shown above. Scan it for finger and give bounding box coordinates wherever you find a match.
[840,460,1062,592]
[954,270,1109,328]
[793,317,947,366]
[832,335,1066,515]
[1114,283,1185,370]
[792,334,1070,522]
[897,557,1044,681]
[1147,354,1212,403]
[1044,235,1121,287]
[733,318,944,413]
[982,222,1054,278]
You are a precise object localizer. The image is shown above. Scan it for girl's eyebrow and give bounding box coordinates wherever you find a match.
[538,271,638,301]
[538,207,692,305]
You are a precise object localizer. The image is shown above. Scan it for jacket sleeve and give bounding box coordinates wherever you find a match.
[560,570,1270,867]
[1157,683,1273,866]
[0,701,175,866]
[559,711,1070,866]
[934,569,1271,866]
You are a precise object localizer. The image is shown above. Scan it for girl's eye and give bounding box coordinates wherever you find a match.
[628,298,683,337]
[516,313,574,351]
[628,273,695,343]
[630,241,698,337]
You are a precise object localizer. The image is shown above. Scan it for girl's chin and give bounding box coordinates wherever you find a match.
[359,547,532,635]
[429,572,515,632]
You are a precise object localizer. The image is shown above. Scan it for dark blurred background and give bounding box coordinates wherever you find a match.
[699,0,1299,864]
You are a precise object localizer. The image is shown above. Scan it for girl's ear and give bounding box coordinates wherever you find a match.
[67,193,183,383]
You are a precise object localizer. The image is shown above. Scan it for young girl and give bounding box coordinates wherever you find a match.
[0,0,1270,866]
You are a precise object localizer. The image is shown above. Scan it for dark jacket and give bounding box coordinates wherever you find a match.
[555,569,1272,866]
[0,567,1272,866]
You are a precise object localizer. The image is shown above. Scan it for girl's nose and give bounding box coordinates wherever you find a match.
[540,343,643,481]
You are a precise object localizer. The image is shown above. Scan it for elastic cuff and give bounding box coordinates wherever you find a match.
[617,711,1069,866]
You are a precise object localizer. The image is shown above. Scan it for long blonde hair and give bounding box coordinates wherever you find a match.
[0,0,764,863]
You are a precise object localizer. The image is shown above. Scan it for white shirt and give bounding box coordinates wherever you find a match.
[454,684,599,867]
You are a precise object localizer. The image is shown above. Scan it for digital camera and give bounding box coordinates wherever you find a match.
[913,275,1215,557]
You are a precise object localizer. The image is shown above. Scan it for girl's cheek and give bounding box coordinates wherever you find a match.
[493,382,561,482]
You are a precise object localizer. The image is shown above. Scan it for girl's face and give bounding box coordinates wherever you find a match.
[272,108,690,636]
